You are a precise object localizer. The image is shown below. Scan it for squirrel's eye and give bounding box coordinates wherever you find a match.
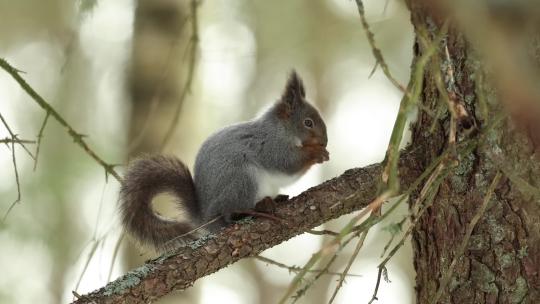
[304,118,314,128]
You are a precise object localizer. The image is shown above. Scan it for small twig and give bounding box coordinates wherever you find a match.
[254,255,361,278]
[430,42,459,146]
[380,217,406,258]
[291,229,365,303]
[160,215,222,250]
[382,0,391,15]
[72,291,82,299]
[107,233,125,283]
[0,58,122,182]
[354,0,408,94]
[0,112,35,159]
[0,137,36,144]
[33,111,50,171]
[73,180,111,298]
[327,230,369,303]
[1,147,20,222]
[420,27,471,146]
[278,245,329,304]
[160,0,199,151]
[0,113,23,221]
[307,229,339,236]
[73,240,100,298]
[234,210,285,222]
[430,172,502,304]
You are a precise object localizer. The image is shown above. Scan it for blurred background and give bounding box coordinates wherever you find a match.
[0,0,415,303]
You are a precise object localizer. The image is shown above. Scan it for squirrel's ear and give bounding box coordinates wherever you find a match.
[282,70,306,102]
[277,70,305,119]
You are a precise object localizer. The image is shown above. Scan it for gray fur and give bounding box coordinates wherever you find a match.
[194,115,300,222]
[195,71,327,224]
[120,71,328,250]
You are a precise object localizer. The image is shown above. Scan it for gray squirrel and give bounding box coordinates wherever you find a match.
[120,71,329,251]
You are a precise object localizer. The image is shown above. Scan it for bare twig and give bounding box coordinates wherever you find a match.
[430,172,502,304]
[72,182,110,299]
[307,229,339,236]
[107,233,125,283]
[278,243,330,304]
[354,0,407,94]
[0,113,23,221]
[0,137,36,144]
[327,230,369,303]
[160,215,222,249]
[292,228,367,303]
[0,112,35,159]
[33,111,50,171]
[0,58,122,182]
[254,255,361,277]
[278,193,390,304]
[380,217,406,258]
[73,240,100,297]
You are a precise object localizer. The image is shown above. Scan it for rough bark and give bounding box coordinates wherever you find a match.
[406,2,540,303]
[72,153,421,304]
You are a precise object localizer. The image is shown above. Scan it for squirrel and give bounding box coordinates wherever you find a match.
[120,71,329,251]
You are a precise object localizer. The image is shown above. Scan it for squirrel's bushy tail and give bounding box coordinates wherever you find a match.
[120,155,200,251]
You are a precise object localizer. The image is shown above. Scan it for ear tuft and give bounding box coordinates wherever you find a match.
[282,70,306,102]
[276,70,306,119]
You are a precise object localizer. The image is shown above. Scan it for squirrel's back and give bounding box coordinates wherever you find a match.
[194,120,264,221]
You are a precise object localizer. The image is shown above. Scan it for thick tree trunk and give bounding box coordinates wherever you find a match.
[406,2,540,303]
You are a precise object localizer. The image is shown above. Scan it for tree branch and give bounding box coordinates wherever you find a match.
[72,152,421,304]
[0,58,122,182]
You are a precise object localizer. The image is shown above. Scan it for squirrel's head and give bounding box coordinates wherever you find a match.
[275,71,327,147]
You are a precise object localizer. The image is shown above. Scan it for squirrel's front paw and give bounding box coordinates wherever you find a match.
[317,147,330,163]
[255,196,277,213]
[274,194,289,202]
[306,145,329,164]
